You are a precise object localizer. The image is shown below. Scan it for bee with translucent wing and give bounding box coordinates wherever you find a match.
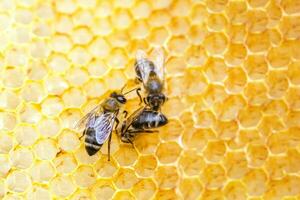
[135,48,167,111]
[75,86,139,160]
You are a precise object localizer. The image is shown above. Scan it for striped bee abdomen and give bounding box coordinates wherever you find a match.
[84,128,102,156]
[132,110,168,130]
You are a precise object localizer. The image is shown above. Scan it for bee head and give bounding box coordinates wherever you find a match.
[110,92,127,104]
[147,93,166,111]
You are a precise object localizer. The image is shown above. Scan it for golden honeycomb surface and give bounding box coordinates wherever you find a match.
[0,0,300,199]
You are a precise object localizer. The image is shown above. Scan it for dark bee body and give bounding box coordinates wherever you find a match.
[135,49,167,111]
[76,91,128,159]
[120,107,168,144]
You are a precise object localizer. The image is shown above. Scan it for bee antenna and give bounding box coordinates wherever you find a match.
[123,87,140,95]
[120,84,127,93]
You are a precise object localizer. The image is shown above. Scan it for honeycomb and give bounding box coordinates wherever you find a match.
[0,0,300,199]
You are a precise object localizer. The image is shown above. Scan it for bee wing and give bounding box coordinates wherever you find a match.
[152,48,165,82]
[94,112,116,144]
[75,104,102,129]
[123,106,145,131]
[135,49,152,86]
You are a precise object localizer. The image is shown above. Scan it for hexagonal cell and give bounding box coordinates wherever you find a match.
[73,165,96,188]
[223,181,247,200]
[203,84,228,107]
[68,47,92,66]
[179,178,203,199]
[207,13,228,32]
[129,20,150,39]
[72,9,93,26]
[131,1,152,19]
[279,16,300,40]
[214,120,238,140]
[225,1,247,25]
[57,129,80,152]
[167,35,189,55]
[92,181,115,200]
[243,54,268,80]
[38,116,61,137]
[131,179,157,200]
[168,17,190,36]
[159,119,183,141]
[26,185,51,200]
[184,45,208,67]
[71,27,93,45]
[244,82,268,106]
[267,42,292,68]
[155,189,180,200]
[265,155,286,179]
[0,155,11,178]
[283,149,300,174]
[103,70,127,91]
[114,168,139,190]
[154,166,179,190]
[148,27,170,46]
[184,68,208,96]
[156,141,182,164]
[134,132,160,155]
[224,67,247,93]
[226,24,246,44]
[83,78,106,98]
[285,111,300,128]
[263,99,288,117]
[69,189,91,200]
[45,74,69,95]
[53,152,78,174]
[50,175,76,198]
[201,189,223,200]
[182,128,215,152]
[238,106,262,128]
[258,115,285,138]
[111,9,132,30]
[29,160,56,183]
[188,24,209,45]
[223,152,248,179]
[266,70,289,98]
[238,129,264,147]
[204,57,227,84]
[246,144,268,167]
[59,108,82,129]
[286,87,300,111]
[10,147,34,169]
[189,4,209,24]
[2,67,25,88]
[0,89,21,110]
[288,61,300,85]
[74,145,99,165]
[113,191,135,200]
[179,150,206,176]
[134,155,157,177]
[33,139,59,160]
[246,31,270,53]
[48,54,71,74]
[242,169,267,196]
[203,32,228,56]
[201,164,226,189]
[62,87,86,108]
[65,68,89,87]
[41,96,64,117]
[21,81,45,103]
[267,131,290,154]
[203,141,226,163]
[0,132,14,154]
[114,144,138,166]
[6,170,31,193]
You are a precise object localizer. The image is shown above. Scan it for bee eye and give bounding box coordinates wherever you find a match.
[117,96,126,104]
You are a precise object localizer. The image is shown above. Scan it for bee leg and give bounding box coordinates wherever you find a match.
[136,88,142,105]
[123,110,128,118]
[107,132,112,161]
[114,117,120,135]
[79,129,86,140]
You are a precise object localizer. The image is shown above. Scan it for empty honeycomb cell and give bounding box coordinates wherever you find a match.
[280,16,300,40]
[30,39,51,59]
[134,155,157,177]
[226,24,247,44]
[258,116,285,138]
[288,61,300,85]
[223,181,247,200]
[105,49,128,69]
[38,117,60,137]
[0,112,16,131]
[59,109,82,129]
[87,59,110,77]
[225,1,248,24]
[169,17,190,36]
[179,178,203,199]
[131,179,157,200]
[45,75,69,95]
[114,145,138,166]
[184,68,208,95]
[55,0,77,14]
[2,67,25,88]
[0,155,11,177]
[214,120,238,140]
[111,9,132,30]
[69,189,90,200]
[107,32,131,48]
[161,97,188,118]
[33,22,52,37]
[215,95,246,121]
[225,67,247,93]
[131,1,152,19]
[194,110,216,128]
[62,88,86,108]
[182,128,214,152]
[113,191,135,200]
[223,152,248,179]
[238,129,264,147]
[203,84,228,106]
[83,79,106,98]
[69,47,92,66]
[154,166,179,190]
[72,10,93,27]
[53,153,78,174]
[246,31,270,53]
[188,25,209,46]
[286,87,300,110]
[58,129,80,152]
[243,55,268,80]
[224,44,247,66]
[203,141,226,163]
[246,144,268,167]
[267,131,290,154]
[5,47,29,67]
[280,0,300,14]
[19,103,42,124]
[104,70,127,91]
[0,89,20,110]
[179,150,206,176]
[30,160,56,183]
[247,10,268,33]
[244,82,268,106]
[203,32,228,56]
[268,42,292,68]
[15,26,31,44]
[10,147,34,169]
[201,164,226,189]
[248,0,269,8]
[48,54,71,74]
[6,170,31,193]
[129,20,149,39]
[148,27,170,46]
[238,106,262,128]
[15,8,33,24]
[33,139,59,160]
[268,29,282,46]
[21,81,45,103]
[95,1,113,18]
[94,155,118,178]
[26,60,48,81]
[73,165,96,188]
[88,38,111,58]
[51,34,73,53]
[159,119,183,141]
[283,149,300,174]
[114,168,139,190]
[267,70,289,98]
[204,57,227,83]
[185,45,208,67]
[264,155,286,179]
[156,142,182,164]
[167,36,189,55]
[207,13,228,32]
[0,12,12,30]
[50,175,76,198]
[41,96,64,117]
[92,182,115,200]
[166,76,186,97]
[242,169,267,196]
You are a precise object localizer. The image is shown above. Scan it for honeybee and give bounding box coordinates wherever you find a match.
[135,48,167,111]
[75,86,138,160]
[120,107,168,145]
